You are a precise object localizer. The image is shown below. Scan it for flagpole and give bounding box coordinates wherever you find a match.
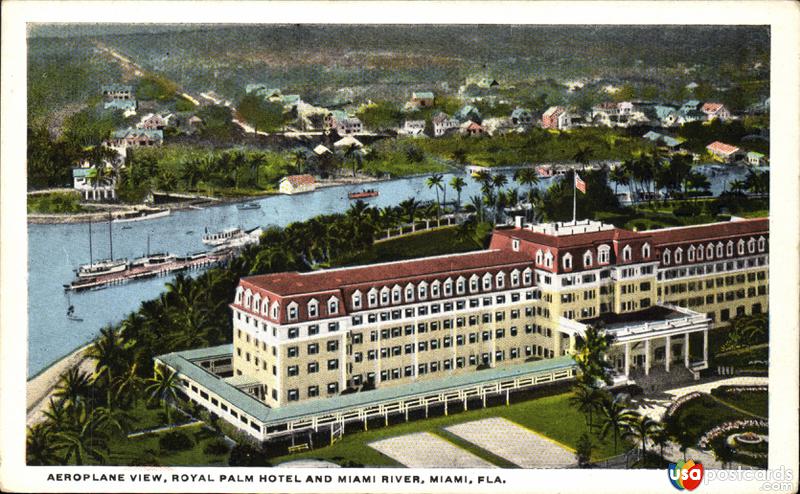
[572,172,577,224]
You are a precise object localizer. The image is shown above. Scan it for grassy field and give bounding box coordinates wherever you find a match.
[270,391,625,467]
[666,393,755,442]
[105,423,228,466]
[27,191,85,214]
[336,226,483,266]
[711,391,768,418]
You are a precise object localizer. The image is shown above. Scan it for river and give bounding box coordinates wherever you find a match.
[27,165,758,377]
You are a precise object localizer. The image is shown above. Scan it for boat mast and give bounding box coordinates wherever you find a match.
[108,212,113,260]
[88,218,93,264]
[147,233,150,257]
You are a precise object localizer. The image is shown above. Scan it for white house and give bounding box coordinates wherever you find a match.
[279,175,316,195]
[401,120,426,136]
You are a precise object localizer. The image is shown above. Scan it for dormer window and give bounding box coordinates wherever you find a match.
[470,275,479,293]
[726,241,733,257]
[352,291,362,310]
[642,243,651,259]
[405,283,415,302]
[622,245,632,262]
[523,268,532,285]
[262,298,270,316]
[496,272,505,289]
[748,238,756,253]
[482,273,492,291]
[253,295,261,313]
[663,249,671,265]
[418,281,428,300]
[510,269,520,287]
[583,250,592,267]
[757,236,766,252]
[707,244,714,260]
[716,242,724,258]
[307,299,319,318]
[544,251,553,268]
[368,288,378,308]
[598,245,610,264]
[380,287,390,306]
[431,280,440,298]
[328,297,339,315]
[244,289,252,308]
[512,239,520,252]
[392,285,402,303]
[535,249,543,265]
[696,245,704,261]
[444,278,454,296]
[456,277,466,294]
[287,302,299,321]
[271,301,280,320]
[235,286,244,304]
[738,239,745,255]
[688,245,696,262]
[675,247,683,264]
[562,253,573,270]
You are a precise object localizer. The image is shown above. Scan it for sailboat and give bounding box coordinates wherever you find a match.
[131,233,176,267]
[65,291,83,322]
[76,214,129,278]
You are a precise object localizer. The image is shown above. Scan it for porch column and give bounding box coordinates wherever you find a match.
[665,335,671,373]
[684,333,690,368]
[703,330,708,364]
[624,342,631,377]
[644,339,651,376]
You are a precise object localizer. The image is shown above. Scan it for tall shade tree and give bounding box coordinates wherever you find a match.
[449,176,467,212]
[426,173,444,219]
[145,365,181,425]
[573,325,615,387]
[622,411,662,463]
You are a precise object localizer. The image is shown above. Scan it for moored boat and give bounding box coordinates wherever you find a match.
[77,259,129,278]
[202,227,245,246]
[237,202,261,210]
[131,252,177,268]
[348,189,379,200]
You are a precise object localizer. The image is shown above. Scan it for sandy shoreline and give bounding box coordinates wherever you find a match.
[26,342,94,427]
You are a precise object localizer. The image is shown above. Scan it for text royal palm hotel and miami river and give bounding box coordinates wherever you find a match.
[156,216,768,445]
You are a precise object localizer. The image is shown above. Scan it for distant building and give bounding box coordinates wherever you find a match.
[72,163,116,201]
[279,174,316,195]
[510,108,533,126]
[541,106,569,130]
[102,84,133,100]
[431,112,460,137]
[701,102,731,121]
[104,99,137,117]
[325,111,362,135]
[706,141,741,162]
[402,120,426,136]
[454,105,481,123]
[137,113,166,130]
[746,151,767,167]
[313,144,332,157]
[462,121,486,136]
[643,131,685,150]
[333,135,365,150]
[409,92,435,108]
[109,128,163,149]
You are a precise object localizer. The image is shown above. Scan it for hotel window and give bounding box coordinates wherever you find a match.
[287,346,299,357]
[583,251,592,267]
[523,268,532,285]
[642,243,651,259]
[469,355,477,366]
[307,362,319,373]
[392,287,402,303]
[288,328,299,339]
[726,241,734,257]
[536,249,543,265]
[496,272,505,289]
[352,333,363,344]
[431,281,440,298]
[328,322,339,332]
[444,359,453,370]
[469,333,478,344]
[716,243,724,258]
[354,352,363,363]
[456,335,465,346]
[308,300,319,318]
[444,279,453,296]
[482,273,492,291]
[368,290,377,307]
[307,343,319,355]
[405,285,415,302]
[367,350,377,360]
[328,298,339,314]
[308,324,319,336]
[511,270,520,287]
[418,282,428,300]
[327,359,339,370]
[545,251,554,268]
[352,292,362,309]
[470,276,479,292]
[598,245,610,264]
[622,245,632,262]
[287,365,299,377]
[271,303,279,319]
[738,239,745,255]
[512,239,520,251]
[456,357,465,368]
[404,365,414,377]
[308,385,319,397]
[443,336,452,348]
[663,249,671,265]
[327,382,339,394]
[380,289,389,305]
[288,389,299,401]
[706,244,714,259]
[688,246,695,262]
[748,238,756,253]
[758,236,766,252]
[418,363,428,375]
[327,340,339,352]
[430,362,440,373]
[675,248,683,264]
[457,277,466,294]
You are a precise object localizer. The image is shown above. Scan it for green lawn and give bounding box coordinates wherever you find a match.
[336,226,482,267]
[101,423,228,466]
[270,391,625,467]
[712,391,768,418]
[666,393,753,442]
[27,191,85,214]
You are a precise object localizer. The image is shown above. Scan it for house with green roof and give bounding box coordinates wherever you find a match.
[746,151,767,166]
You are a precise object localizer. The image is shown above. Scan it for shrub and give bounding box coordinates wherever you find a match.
[228,443,271,467]
[203,438,231,456]
[158,430,194,451]
[672,204,696,217]
[129,452,161,466]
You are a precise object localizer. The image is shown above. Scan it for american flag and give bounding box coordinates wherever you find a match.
[575,173,587,194]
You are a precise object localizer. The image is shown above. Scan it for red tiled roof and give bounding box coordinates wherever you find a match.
[243,249,533,297]
[647,218,768,246]
[702,102,725,113]
[493,226,643,249]
[706,141,739,155]
[282,174,315,186]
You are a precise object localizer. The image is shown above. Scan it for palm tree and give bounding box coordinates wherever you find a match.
[622,412,661,464]
[711,441,736,469]
[293,149,308,174]
[450,176,467,212]
[651,424,670,465]
[729,179,747,194]
[609,164,628,196]
[465,194,486,223]
[398,198,419,226]
[54,367,93,409]
[344,143,363,177]
[86,326,131,409]
[573,325,615,387]
[180,158,202,190]
[513,167,539,220]
[53,403,108,465]
[598,395,634,454]
[569,383,603,429]
[26,424,59,465]
[145,365,181,425]
[572,146,594,167]
[426,173,444,220]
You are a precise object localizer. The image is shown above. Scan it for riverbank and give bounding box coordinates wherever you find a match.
[26,342,94,426]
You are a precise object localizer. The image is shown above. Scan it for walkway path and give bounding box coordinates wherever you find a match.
[126,419,203,438]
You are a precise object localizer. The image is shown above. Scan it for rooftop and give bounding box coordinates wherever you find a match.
[156,344,575,425]
[242,249,532,297]
[494,220,642,249]
[583,305,687,331]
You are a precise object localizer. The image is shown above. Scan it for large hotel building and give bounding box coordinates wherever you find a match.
[156,216,768,443]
